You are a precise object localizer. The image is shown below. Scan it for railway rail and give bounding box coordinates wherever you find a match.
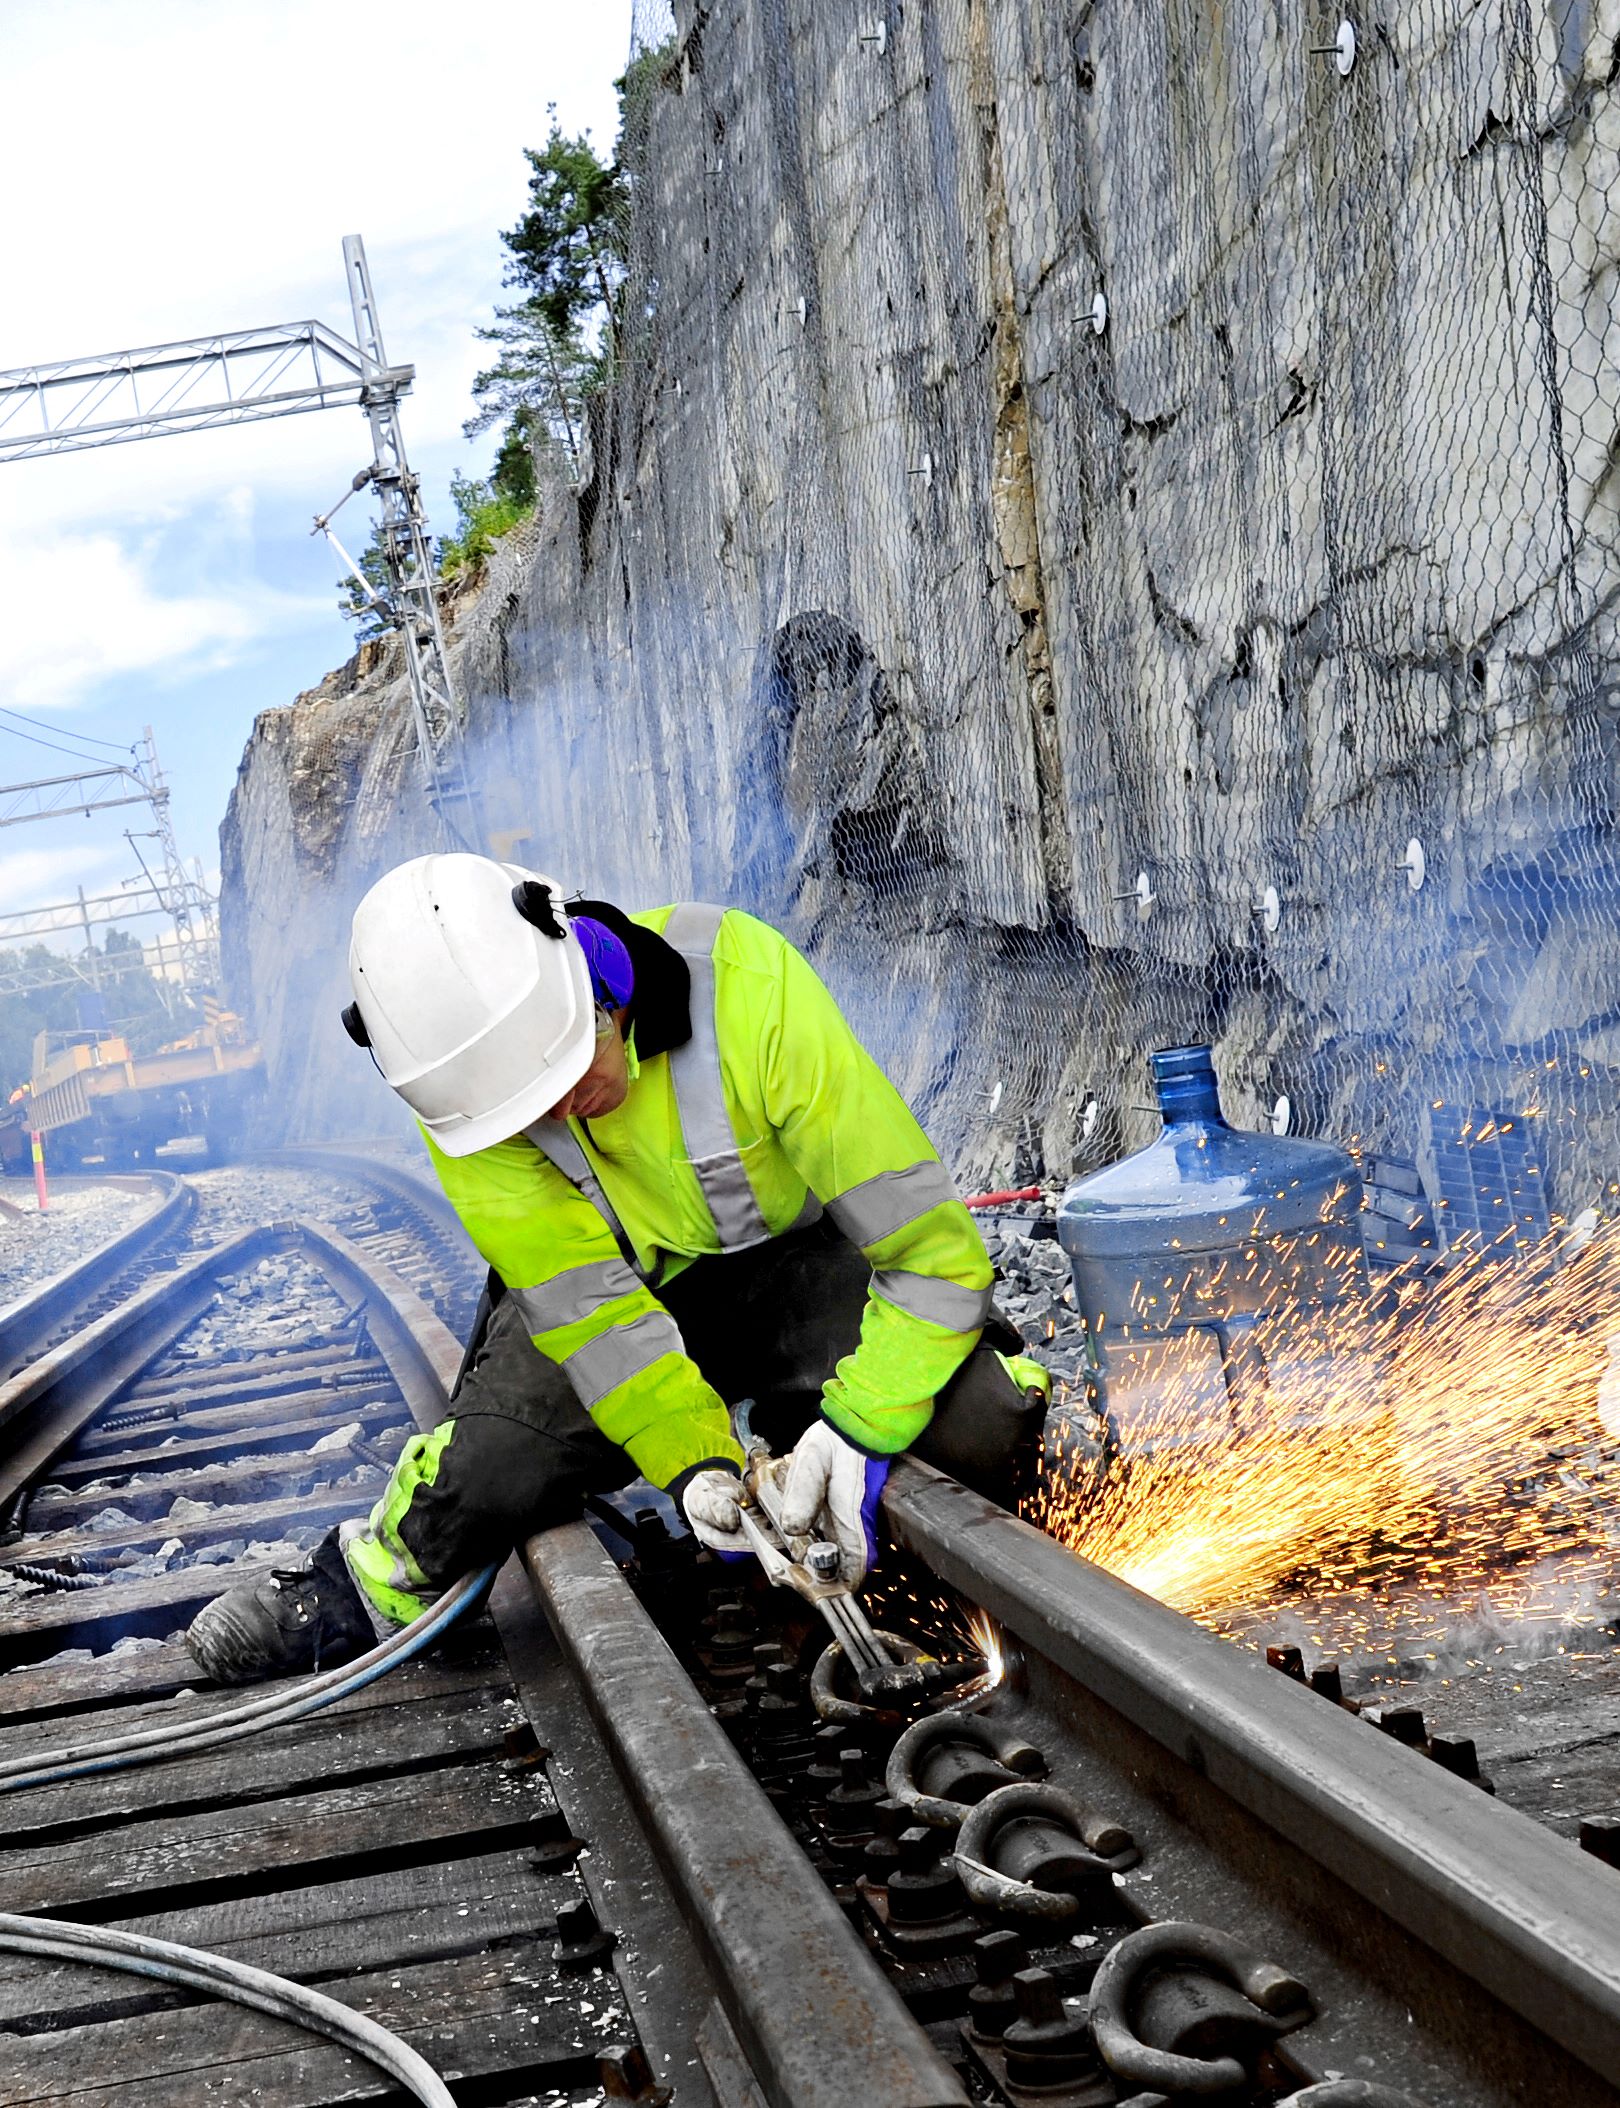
[0,1156,1617,2106]
[0,1173,196,1385]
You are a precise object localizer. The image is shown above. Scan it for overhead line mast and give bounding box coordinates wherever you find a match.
[0,236,465,828]
[0,726,222,1001]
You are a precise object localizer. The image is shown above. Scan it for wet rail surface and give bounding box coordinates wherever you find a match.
[0,1160,1617,2106]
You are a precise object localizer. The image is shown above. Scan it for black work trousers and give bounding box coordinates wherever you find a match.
[394,1217,1036,1592]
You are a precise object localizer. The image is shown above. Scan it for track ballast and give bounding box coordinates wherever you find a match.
[0,1156,1616,2107]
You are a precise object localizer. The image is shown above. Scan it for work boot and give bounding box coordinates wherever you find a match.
[185,1529,376,1685]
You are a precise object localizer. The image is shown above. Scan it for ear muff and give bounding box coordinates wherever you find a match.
[511,878,567,938]
[340,1002,371,1048]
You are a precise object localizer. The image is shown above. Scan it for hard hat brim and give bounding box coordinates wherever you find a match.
[416,1011,599,1157]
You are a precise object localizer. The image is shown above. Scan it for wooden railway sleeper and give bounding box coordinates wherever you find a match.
[1279,2086,1434,2108]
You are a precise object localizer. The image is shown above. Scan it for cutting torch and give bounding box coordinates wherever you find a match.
[735,1436,934,1702]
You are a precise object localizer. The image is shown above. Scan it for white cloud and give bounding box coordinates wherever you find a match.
[1,3,630,366]
[0,842,135,919]
[0,523,327,711]
[0,0,633,860]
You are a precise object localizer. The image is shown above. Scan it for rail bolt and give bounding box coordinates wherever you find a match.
[528,1806,585,1871]
[1003,1967,1110,2094]
[699,1593,757,1679]
[805,1722,851,1793]
[1089,1920,1312,2096]
[554,1896,617,1973]
[823,1746,889,1835]
[860,1796,911,1884]
[599,2042,673,2104]
[1429,1735,1492,1792]
[966,1928,1029,2040]
[886,1824,967,1924]
[1309,1662,1347,1704]
[1374,1705,1427,1747]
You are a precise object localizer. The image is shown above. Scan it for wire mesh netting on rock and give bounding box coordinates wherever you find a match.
[442,0,1620,1224]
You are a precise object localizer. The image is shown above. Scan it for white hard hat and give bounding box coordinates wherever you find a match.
[344,853,595,1157]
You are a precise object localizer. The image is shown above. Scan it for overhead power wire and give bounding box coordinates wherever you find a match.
[0,1564,494,1795]
[0,717,141,771]
[0,1914,455,2107]
[0,705,135,756]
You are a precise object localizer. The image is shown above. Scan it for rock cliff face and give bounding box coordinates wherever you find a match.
[223,0,1620,1220]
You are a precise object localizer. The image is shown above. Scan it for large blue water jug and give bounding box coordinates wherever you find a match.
[1056,1047,1369,1446]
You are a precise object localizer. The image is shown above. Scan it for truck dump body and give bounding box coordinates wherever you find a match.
[25,1025,264,1161]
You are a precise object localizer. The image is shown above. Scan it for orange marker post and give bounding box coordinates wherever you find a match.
[30,1131,47,1215]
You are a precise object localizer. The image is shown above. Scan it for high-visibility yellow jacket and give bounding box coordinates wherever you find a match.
[424,902,994,1490]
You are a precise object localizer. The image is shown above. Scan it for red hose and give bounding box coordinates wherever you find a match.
[963,1185,1043,1209]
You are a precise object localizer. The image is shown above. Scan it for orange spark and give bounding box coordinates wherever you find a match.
[1032,1224,1620,1634]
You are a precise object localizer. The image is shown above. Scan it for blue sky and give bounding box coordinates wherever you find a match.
[0,0,635,935]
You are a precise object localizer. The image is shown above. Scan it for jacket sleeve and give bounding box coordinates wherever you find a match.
[423,1130,744,1489]
[757,935,994,1454]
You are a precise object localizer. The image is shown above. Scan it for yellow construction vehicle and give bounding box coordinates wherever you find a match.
[24,1014,264,1166]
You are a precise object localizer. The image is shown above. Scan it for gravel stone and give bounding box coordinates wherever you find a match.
[0,1181,148,1307]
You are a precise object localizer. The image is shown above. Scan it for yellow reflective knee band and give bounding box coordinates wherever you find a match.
[340,1419,455,1628]
[343,1533,434,1629]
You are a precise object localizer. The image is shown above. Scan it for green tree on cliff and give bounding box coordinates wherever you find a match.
[461,112,628,504]
[464,305,596,479]
[442,90,647,586]
[438,466,534,580]
[501,115,627,358]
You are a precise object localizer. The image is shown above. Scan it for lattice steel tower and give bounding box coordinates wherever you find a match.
[338,238,461,808]
[0,236,467,829]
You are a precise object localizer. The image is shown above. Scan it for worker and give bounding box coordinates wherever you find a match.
[187,854,1049,1683]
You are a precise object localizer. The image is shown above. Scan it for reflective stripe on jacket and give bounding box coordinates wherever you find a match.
[424,905,994,1489]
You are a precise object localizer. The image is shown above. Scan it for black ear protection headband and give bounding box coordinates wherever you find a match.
[339,878,569,1049]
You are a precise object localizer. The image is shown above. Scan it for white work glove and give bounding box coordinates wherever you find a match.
[779,1419,891,1587]
[679,1466,751,1558]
